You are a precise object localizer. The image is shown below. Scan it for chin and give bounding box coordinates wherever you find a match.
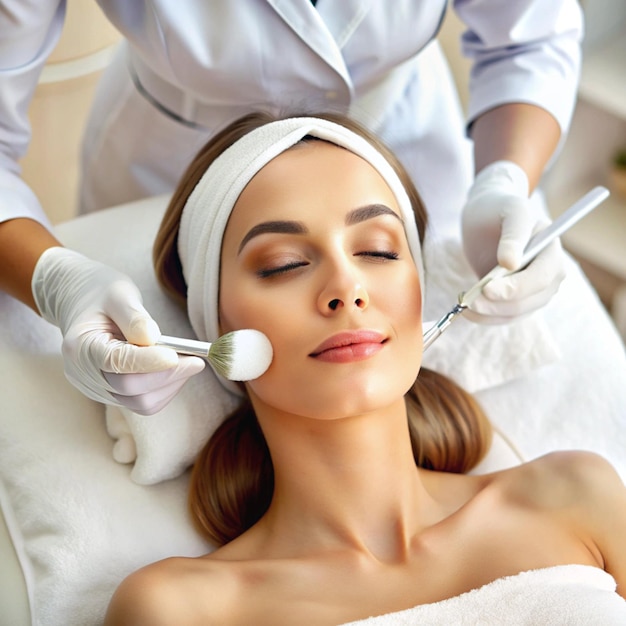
[313,376,412,419]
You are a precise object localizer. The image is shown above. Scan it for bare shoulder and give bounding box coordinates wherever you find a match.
[104,555,235,626]
[504,451,626,566]
[503,450,626,511]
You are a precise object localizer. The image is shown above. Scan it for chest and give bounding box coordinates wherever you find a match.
[223,508,597,625]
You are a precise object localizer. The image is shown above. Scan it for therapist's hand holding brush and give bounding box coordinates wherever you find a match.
[31,247,205,415]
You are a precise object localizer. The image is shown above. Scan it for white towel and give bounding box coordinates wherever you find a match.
[339,565,626,625]
[0,291,211,625]
[106,368,240,485]
[421,237,561,393]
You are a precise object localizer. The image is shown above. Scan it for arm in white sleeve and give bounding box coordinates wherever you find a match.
[0,4,206,413]
[452,1,581,323]
[454,0,583,136]
[0,0,67,306]
[0,0,67,225]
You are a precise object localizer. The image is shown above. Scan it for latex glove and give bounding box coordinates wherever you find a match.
[32,247,205,414]
[461,160,566,324]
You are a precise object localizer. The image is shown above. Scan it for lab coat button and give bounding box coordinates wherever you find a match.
[325,90,338,100]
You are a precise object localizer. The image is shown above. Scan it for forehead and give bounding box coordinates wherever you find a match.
[224,140,400,233]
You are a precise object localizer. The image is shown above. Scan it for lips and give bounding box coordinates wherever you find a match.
[309,330,386,363]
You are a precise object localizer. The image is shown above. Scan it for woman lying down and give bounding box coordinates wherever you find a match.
[104,112,626,625]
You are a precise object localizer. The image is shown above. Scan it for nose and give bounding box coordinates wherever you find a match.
[318,261,370,314]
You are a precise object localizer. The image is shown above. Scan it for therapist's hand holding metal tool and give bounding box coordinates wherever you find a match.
[423,186,611,351]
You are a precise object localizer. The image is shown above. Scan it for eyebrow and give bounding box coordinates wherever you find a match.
[346,203,402,226]
[238,203,402,253]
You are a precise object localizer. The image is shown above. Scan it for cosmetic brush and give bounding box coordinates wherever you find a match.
[156,329,273,380]
[422,185,610,351]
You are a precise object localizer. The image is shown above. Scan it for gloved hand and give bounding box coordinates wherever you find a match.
[32,247,205,415]
[461,160,566,324]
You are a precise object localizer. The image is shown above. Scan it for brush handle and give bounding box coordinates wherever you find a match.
[156,335,212,358]
[460,186,610,306]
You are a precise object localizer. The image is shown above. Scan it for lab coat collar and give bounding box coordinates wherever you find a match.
[266,0,372,86]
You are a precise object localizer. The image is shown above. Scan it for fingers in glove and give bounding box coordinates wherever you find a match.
[495,202,536,271]
[104,280,161,346]
[61,319,190,408]
[103,341,184,373]
[467,240,565,322]
[465,289,558,324]
[485,239,565,301]
[65,315,181,374]
[103,355,205,395]
[107,369,204,416]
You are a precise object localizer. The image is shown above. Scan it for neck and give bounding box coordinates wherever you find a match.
[252,397,440,562]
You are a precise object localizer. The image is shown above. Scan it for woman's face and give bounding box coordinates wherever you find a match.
[219,140,423,419]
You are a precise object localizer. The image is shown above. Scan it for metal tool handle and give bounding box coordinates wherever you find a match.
[156,335,212,358]
[460,185,610,307]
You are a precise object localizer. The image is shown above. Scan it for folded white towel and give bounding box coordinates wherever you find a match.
[421,237,561,393]
[339,565,626,625]
[106,368,240,485]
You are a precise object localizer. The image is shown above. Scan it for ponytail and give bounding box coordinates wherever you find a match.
[407,368,491,473]
[189,401,274,547]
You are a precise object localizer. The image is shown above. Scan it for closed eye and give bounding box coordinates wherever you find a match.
[257,261,309,278]
[356,251,399,261]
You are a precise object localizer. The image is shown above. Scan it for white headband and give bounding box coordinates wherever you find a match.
[178,117,423,388]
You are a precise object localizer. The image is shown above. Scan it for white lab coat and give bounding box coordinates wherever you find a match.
[0,0,583,242]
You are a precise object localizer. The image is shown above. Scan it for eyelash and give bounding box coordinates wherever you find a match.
[357,250,399,261]
[257,261,309,278]
[257,250,399,279]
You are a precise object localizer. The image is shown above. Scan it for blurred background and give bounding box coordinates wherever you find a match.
[21,1,626,340]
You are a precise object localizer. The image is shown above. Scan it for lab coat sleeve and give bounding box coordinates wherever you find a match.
[0,0,67,227]
[453,0,583,135]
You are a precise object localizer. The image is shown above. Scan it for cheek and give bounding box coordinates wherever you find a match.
[220,292,306,410]
[385,268,423,375]
[238,318,314,417]
[219,279,305,391]
[219,273,296,332]
[218,266,266,332]
[385,268,422,329]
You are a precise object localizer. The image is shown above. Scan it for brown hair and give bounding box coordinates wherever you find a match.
[153,111,492,547]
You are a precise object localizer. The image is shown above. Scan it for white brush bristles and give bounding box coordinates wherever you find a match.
[209,329,273,381]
